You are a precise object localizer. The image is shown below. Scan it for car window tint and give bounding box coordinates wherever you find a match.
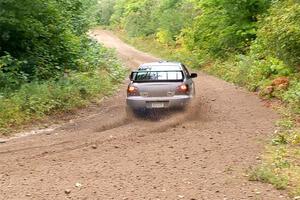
[135,71,183,81]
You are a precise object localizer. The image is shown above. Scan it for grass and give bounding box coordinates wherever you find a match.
[0,55,126,136]
[249,165,289,190]
[249,108,300,197]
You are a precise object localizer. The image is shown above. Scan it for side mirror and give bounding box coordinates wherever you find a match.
[190,73,198,78]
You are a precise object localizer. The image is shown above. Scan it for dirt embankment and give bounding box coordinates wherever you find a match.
[0,30,289,200]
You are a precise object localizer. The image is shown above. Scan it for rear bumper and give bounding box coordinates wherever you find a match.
[126,95,191,109]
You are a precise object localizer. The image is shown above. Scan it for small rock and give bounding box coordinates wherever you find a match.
[64,189,71,195]
[91,144,97,149]
[75,183,82,188]
[178,195,184,198]
[211,98,216,101]
[294,196,300,200]
[0,140,6,144]
[25,194,31,197]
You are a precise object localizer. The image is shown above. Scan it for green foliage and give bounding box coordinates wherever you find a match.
[97,0,117,25]
[250,113,300,196]
[0,48,125,133]
[203,52,299,112]
[256,0,300,70]
[56,0,99,34]
[180,0,271,58]
[249,166,289,190]
[0,0,126,133]
[0,54,28,90]
[283,80,300,113]
[107,0,196,42]
[0,0,99,83]
[0,70,121,132]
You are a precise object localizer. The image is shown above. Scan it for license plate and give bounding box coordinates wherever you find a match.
[151,102,164,108]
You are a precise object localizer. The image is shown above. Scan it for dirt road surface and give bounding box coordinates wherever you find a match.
[0,30,289,200]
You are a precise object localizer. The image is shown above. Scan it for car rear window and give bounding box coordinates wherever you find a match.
[133,71,183,82]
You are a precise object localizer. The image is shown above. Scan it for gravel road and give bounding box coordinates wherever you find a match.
[0,29,289,200]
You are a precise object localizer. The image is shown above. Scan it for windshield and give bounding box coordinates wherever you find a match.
[133,71,184,82]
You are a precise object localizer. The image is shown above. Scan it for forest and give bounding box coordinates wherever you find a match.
[0,0,125,132]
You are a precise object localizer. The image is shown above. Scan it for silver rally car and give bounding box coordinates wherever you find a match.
[126,61,197,112]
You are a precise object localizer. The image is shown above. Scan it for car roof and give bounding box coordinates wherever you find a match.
[138,61,183,71]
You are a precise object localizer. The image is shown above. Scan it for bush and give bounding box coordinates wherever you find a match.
[256,0,300,70]
[284,80,300,113]
[109,0,196,41]
[0,56,125,133]
[0,0,99,82]
[0,54,29,90]
[180,0,271,59]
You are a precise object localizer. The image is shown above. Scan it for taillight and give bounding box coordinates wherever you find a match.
[176,84,189,95]
[127,86,139,96]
